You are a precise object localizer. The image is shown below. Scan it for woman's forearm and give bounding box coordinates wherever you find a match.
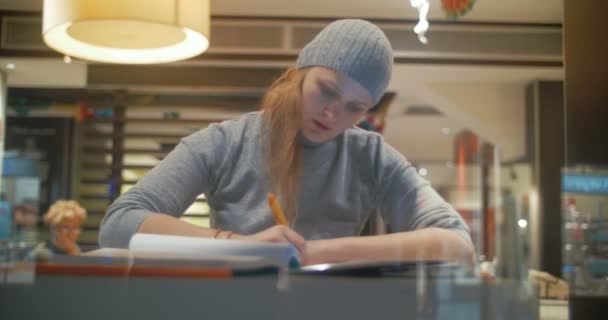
[138,213,219,238]
[136,214,308,257]
[306,228,475,265]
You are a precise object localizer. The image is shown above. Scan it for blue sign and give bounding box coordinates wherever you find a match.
[563,174,608,194]
[2,157,39,177]
[0,201,11,240]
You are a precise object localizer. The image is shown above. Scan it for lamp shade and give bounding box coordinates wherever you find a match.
[42,0,210,64]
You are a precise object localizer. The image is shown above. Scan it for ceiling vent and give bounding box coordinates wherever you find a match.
[404,105,444,116]
[1,16,48,50]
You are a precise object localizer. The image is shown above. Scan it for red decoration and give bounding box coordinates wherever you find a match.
[441,0,476,19]
[78,102,94,121]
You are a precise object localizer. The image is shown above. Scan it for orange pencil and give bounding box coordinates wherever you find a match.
[267,192,288,226]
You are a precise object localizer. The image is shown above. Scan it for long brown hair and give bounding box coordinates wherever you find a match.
[260,66,308,224]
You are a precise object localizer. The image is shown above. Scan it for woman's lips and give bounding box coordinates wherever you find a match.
[313,120,331,131]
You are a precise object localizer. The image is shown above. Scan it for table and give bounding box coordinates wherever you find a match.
[0,263,538,320]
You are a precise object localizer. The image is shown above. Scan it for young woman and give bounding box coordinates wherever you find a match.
[99,19,474,265]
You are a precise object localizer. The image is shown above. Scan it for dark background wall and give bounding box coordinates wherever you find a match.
[564,0,608,166]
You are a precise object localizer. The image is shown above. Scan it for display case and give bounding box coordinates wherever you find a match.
[562,167,608,318]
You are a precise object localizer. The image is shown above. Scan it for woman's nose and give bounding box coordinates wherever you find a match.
[322,100,340,120]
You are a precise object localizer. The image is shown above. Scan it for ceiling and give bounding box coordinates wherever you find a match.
[0,0,563,23]
[0,0,565,172]
[213,0,563,23]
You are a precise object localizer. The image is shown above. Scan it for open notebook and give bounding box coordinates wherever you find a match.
[127,233,300,269]
[78,234,458,278]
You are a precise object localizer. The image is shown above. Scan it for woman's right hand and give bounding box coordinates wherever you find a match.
[233,225,307,262]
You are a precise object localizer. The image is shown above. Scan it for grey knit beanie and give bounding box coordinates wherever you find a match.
[296,19,393,104]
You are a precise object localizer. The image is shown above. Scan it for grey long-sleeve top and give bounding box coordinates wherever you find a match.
[99,112,471,248]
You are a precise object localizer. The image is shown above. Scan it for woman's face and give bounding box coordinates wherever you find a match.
[300,67,374,143]
[54,218,81,243]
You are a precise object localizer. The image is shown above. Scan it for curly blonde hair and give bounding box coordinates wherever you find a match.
[43,200,87,225]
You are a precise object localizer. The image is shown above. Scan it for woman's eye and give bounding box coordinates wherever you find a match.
[320,84,336,98]
[347,104,364,113]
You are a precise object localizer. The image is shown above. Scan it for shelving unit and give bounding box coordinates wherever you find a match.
[71,93,260,246]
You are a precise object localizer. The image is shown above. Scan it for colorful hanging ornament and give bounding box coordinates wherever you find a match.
[357,93,395,134]
[441,0,477,19]
[357,115,386,133]
[357,103,392,134]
